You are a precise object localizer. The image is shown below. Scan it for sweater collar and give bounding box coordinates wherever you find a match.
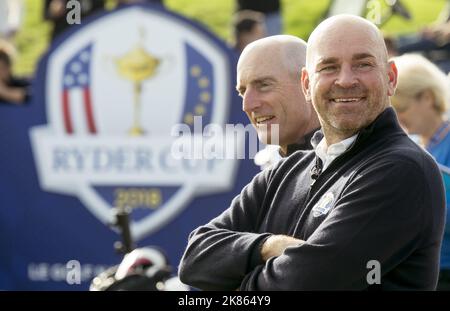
[310,107,403,153]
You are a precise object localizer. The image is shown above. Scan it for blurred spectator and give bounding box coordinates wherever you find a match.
[44,0,106,41]
[422,0,450,46]
[396,0,450,72]
[0,0,24,42]
[391,53,450,290]
[236,0,282,36]
[391,54,450,161]
[0,42,30,105]
[230,10,266,54]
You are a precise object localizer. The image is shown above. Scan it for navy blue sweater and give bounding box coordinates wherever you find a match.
[179,107,446,290]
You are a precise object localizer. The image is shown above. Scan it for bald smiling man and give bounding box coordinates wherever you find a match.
[236,35,320,168]
[179,15,445,290]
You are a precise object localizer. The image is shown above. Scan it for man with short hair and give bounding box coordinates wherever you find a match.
[231,10,266,54]
[236,0,282,36]
[179,15,445,290]
[236,35,320,168]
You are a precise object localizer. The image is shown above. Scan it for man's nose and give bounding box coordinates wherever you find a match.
[335,65,358,88]
[242,89,261,112]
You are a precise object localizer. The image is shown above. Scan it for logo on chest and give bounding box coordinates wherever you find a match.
[312,192,335,217]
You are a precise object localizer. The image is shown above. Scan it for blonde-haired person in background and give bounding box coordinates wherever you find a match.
[391,54,450,166]
[391,53,450,290]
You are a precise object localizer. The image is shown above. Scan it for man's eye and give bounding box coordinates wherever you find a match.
[319,66,337,73]
[356,62,373,69]
[258,83,271,91]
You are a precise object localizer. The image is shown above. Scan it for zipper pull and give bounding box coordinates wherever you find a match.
[310,164,322,186]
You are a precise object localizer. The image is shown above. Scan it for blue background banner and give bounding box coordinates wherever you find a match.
[0,4,259,290]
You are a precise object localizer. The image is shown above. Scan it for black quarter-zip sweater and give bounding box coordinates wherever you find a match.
[179,107,446,290]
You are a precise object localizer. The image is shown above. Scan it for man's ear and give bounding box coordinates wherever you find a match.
[387,61,398,97]
[301,67,312,102]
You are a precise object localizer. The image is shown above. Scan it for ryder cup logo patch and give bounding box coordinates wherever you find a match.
[312,192,335,217]
[29,4,236,241]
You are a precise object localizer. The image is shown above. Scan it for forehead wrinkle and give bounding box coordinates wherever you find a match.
[306,15,388,69]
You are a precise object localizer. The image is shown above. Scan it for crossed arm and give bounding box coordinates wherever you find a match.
[179,159,435,290]
[177,166,305,290]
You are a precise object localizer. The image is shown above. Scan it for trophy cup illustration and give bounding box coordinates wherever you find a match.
[115,42,161,136]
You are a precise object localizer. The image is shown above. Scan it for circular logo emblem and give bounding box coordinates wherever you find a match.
[312,192,335,217]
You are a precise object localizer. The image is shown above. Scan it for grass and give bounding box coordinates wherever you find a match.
[12,0,448,76]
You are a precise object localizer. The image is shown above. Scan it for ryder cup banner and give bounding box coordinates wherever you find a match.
[0,4,258,290]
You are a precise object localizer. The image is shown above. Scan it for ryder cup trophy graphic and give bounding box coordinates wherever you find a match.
[115,40,161,136]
